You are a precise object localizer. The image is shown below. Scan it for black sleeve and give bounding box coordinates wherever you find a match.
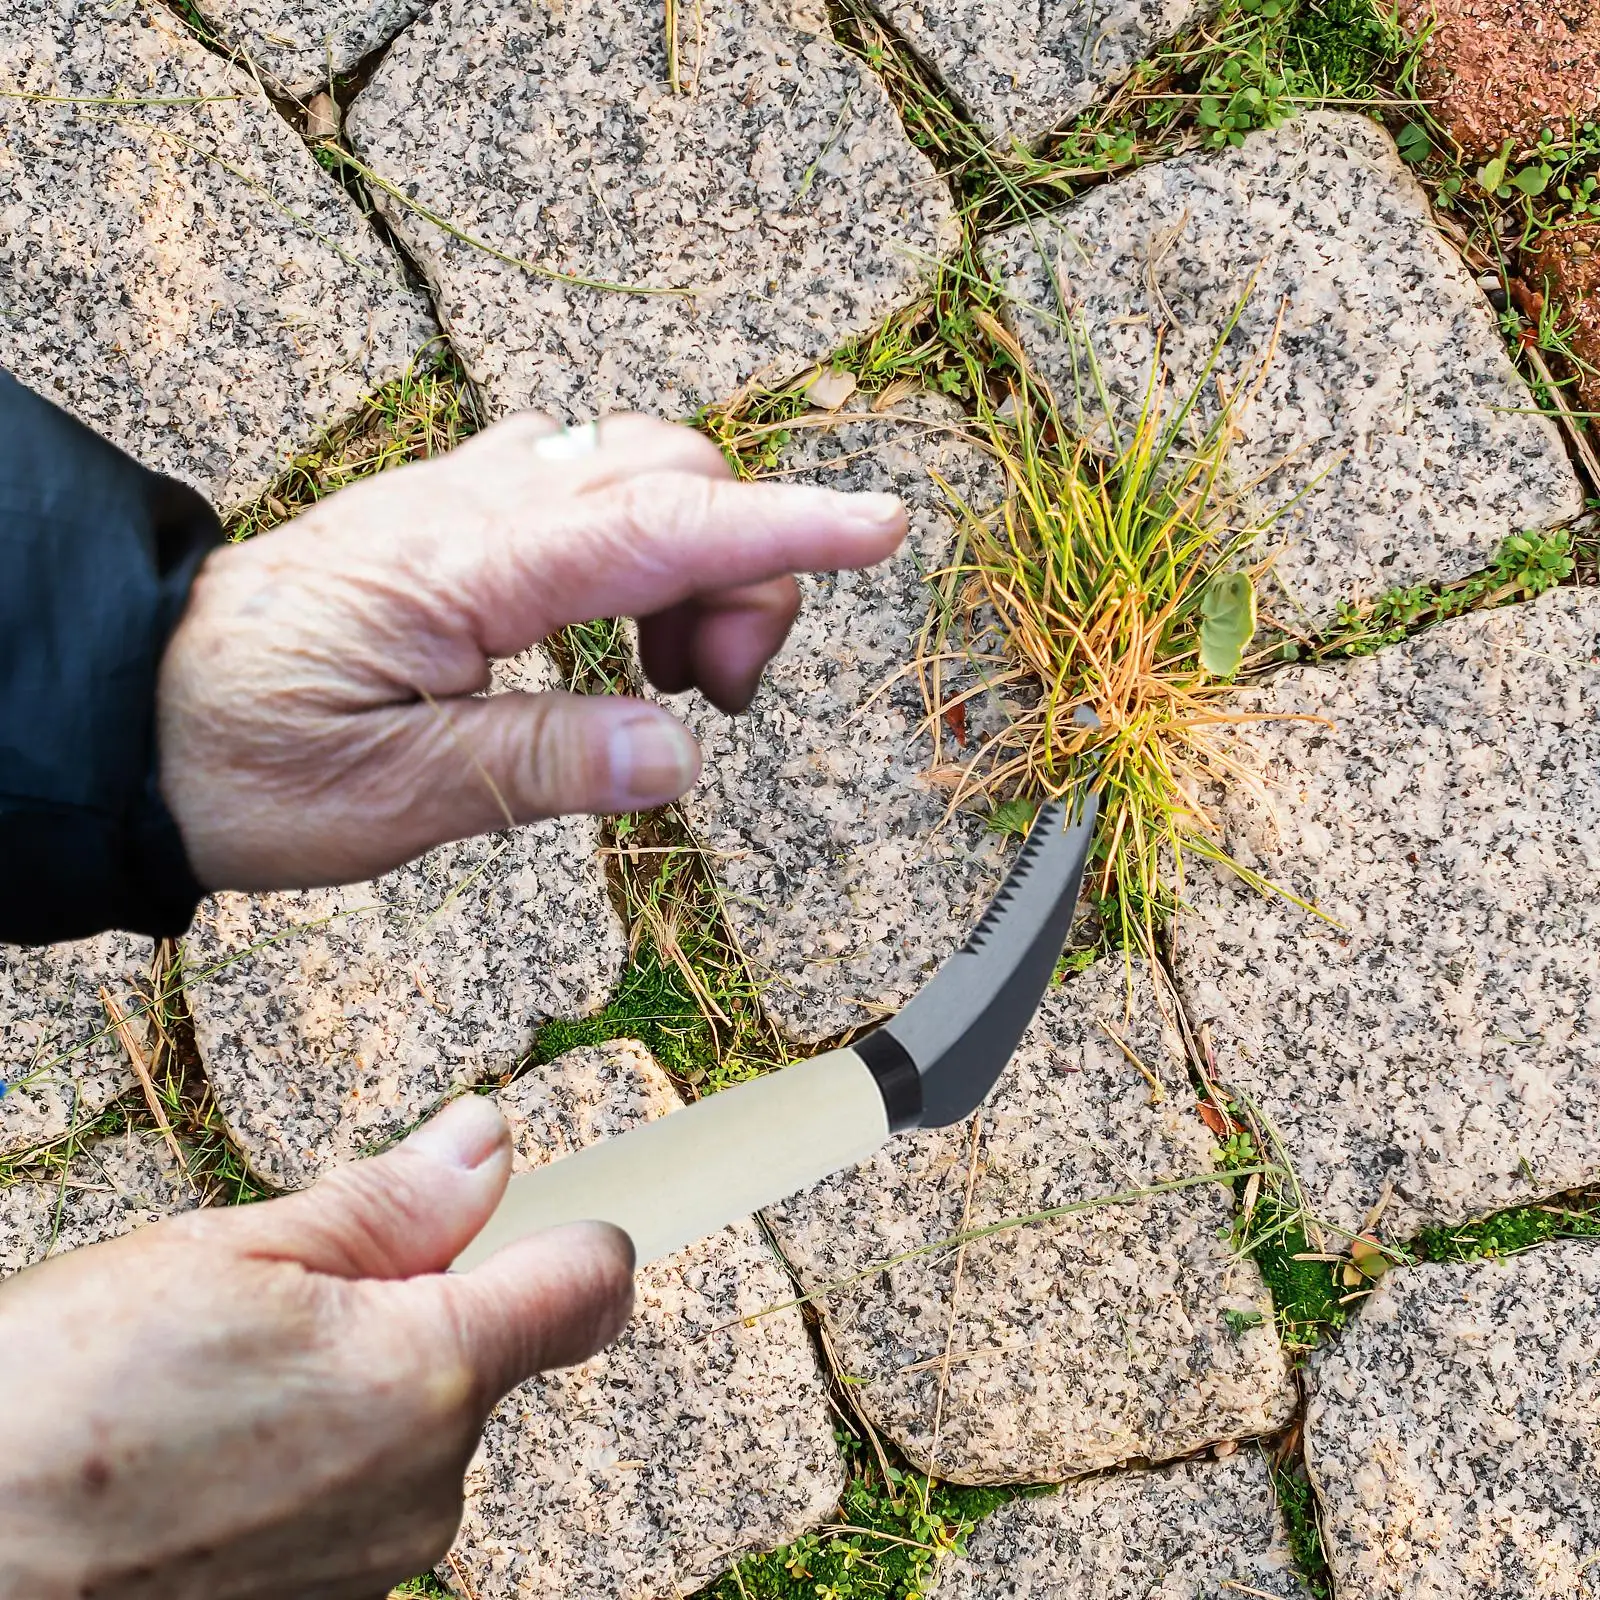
[0,369,221,946]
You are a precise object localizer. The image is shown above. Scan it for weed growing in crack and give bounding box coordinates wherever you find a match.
[1301,528,1578,661]
[698,1431,1031,1600]
[1273,1458,1335,1600]
[921,312,1315,954]
[224,344,480,539]
[1415,1194,1600,1264]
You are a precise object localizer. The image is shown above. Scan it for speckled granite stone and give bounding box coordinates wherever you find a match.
[344,0,959,419]
[186,0,430,96]
[880,0,1208,146]
[0,0,433,508]
[1306,1242,1600,1599]
[986,112,1581,625]
[0,1128,196,1277]
[669,401,1009,1045]
[186,651,627,1192]
[932,1452,1311,1599]
[765,958,1293,1484]
[1,937,152,1162]
[1171,586,1600,1240]
[449,1040,843,1599]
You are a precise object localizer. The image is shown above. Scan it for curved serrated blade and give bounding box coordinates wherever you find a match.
[863,785,1099,1129]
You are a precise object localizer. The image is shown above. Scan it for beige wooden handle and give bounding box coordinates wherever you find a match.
[452,1047,890,1270]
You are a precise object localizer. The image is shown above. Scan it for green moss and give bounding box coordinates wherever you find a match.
[697,1434,1039,1600]
[1244,1197,1347,1352]
[1416,1196,1600,1264]
[525,943,718,1089]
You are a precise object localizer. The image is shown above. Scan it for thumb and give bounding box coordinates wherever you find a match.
[413,1221,637,1402]
[372,689,703,851]
[231,1095,516,1279]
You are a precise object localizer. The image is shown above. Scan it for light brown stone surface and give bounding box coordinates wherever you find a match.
[671,400,1012,1045]
[1172,586,1600,1239]
[449,1040,843,1599]
[0,0,433,508]
[1,937,152,1162]
[881,0,1208,145]
[186,0,430,97]
[344,0,959,420]
[932,1451,1311,1599]
[986,112,1582,626]
[0,1127,197,1277]
[1307,1241,1600,1599]
[765,958,1294,1485]
[187,651,628,1192]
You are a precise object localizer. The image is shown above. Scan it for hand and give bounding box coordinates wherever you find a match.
[158,412,907,890]
[0,1097,634,1600]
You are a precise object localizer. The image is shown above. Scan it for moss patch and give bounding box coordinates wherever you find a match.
[1415,1193,1600,1264]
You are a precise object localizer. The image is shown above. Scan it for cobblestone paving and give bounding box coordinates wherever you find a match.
[931,1451,1310,1599]
[766,958,1293,1484]
[4,1,1600,1596]
[878,0,1208,145]
[988,112,1582,625]
[345,0,958,419]
[1307,1241,1600,1598]
[669,399,1007,1045]
[1,936,153,1160]
[0,0,432,507]
[1173,585,1600,1239]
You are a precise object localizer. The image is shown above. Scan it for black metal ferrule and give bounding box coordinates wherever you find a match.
[854,1027,923,1133]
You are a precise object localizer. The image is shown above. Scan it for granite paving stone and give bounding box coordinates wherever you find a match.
[931,1451,1310,1599]
[1306,1241,1600,1599]
[880,0,1209,147]
[186,650,628,1192]
[764,957,1294,1485]
[185,0,431,98]
[668,399,1009,1045]
[449,1040,843,1599]
[986,111,1582,626]
[344,0,960,420]
[0,1128,197,1278]
[0,0,433,508]
[1,937,153,1162]
[1172,585,1600,1240]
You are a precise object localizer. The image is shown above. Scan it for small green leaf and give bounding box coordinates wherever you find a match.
[1198,570,1258,678]
[987,796,1039,838]
[1477,155,1507,193]
[1396,122,1431,163]
[1511,163,1552,197]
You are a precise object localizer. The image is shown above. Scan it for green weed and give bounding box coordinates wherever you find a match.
[1273,1461,1334,1600]
[698,1433,1031,1600]
[1303,529,1577,661]
[1415,1194,1600,1264]
[224,346,480,540]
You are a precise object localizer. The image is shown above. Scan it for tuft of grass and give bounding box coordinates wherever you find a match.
[1415,1194,1600,1264]
[698,1431,1033,1600]
[926,314,1300,952]
[224,344,480,540]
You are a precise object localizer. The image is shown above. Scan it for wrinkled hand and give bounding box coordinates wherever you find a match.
[0,1097,634,1600]
[159,412,906,890]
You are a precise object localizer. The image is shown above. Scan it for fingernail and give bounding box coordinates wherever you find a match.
[408,1095,507,1170]
[609,714,700,807]
[844,491,906,532]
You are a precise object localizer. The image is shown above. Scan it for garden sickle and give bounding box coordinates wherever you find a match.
[455,786,1100,1271]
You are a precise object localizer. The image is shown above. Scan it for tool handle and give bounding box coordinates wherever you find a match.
[452,1047,890,1270]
